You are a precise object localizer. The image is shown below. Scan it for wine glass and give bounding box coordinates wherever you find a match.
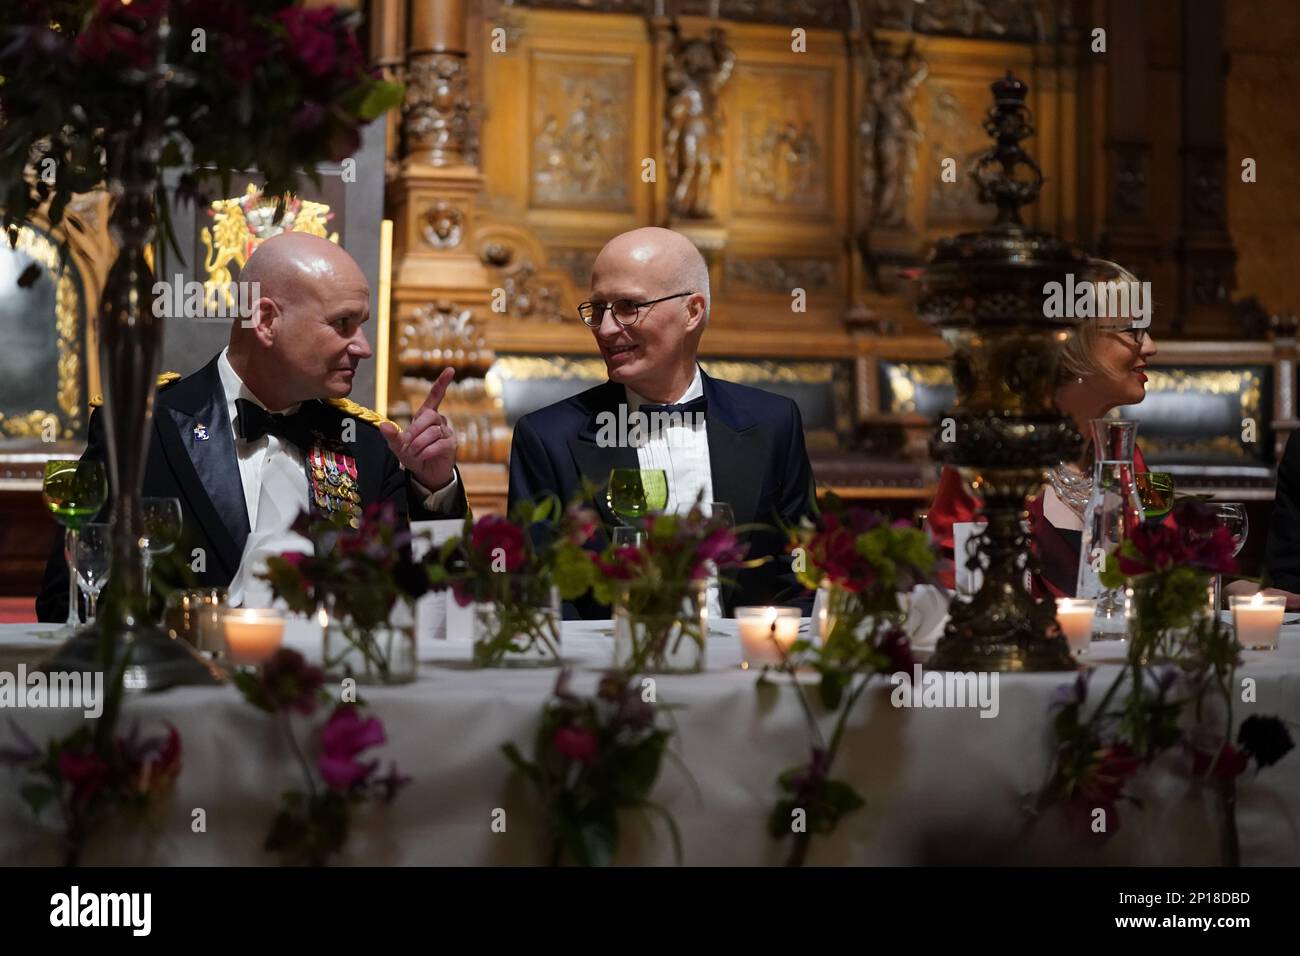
[140,497,183,605]
[1209,502,1248,612]
[75,522,113,625]
[1136,472,1174,520]
[41,459,107,638]
[606,468,669,523]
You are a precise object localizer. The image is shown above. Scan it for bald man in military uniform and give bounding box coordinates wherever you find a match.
[37,232,467,621]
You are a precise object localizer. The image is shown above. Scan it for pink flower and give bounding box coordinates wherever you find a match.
[551,725,599,765]
[1191,742,1250,781]
[696,527,745,572]
[319,706,385,791]
[274,8,342,79]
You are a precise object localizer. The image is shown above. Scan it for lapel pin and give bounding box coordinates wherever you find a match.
[193,424,210,441]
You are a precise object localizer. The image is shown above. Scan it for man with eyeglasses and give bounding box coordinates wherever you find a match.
[508,226,815,618]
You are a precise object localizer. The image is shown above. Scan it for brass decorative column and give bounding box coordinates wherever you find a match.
[920,73,1083,673]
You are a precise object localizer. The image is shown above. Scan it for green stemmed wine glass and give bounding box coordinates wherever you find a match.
[41,458,108,638]
[1136,472,1174,520]
[606,468,669,523]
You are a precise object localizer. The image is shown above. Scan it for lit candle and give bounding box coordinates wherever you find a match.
[1230,593,1285,651]
[222,608,285,666]
[1055,597,1096,656]
[737,607,801,668]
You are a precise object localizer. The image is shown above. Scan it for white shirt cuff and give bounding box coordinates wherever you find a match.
[412,470,459,511]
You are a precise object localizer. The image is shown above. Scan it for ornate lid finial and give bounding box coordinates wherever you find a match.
[972,71,1043,226]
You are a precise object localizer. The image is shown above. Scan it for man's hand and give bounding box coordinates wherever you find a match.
[378,367,457,492]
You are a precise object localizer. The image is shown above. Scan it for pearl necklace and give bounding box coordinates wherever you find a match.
[1047,462,1093,519]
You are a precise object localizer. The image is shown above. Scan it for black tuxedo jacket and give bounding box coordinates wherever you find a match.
[508,371,816,617]
[37,355,468,622]
[1265,429,1300,591]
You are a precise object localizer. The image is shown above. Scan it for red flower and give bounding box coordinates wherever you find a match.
[57,748,111,811]
[877,628,914,676]
[596,546,644,581]
[319,706,385,791]
[259,648,325,715]
[551,725,599,765]
[1192,742,1250,781]
[565,505,600,547]
[469,515,528,572]
[1063,741,1143,841]
[274,7,363,80]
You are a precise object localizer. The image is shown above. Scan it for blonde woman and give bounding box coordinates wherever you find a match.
[926,259,1159,597]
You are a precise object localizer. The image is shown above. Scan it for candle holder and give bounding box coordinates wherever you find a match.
[222,607,286,668]
[1229,594,1285,651]
[736,606,801,668]
[919,72,1081,672]
[1055,597,1096,659]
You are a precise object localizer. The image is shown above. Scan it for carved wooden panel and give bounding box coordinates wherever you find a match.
[530,54,633,210]
[731,65,834,219]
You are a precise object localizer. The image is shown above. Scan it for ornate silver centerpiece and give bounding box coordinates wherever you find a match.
[919,72,1085,672]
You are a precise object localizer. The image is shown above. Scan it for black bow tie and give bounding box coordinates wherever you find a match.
[639,395,707,418]
[235,398,320,450]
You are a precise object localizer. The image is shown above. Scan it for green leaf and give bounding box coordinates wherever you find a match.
[20,783,55,815]
[355,80,405,121]
[818,670,844,710]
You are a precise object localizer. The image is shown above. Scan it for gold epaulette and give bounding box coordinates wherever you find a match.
[88,372,182,408]
[327,397,396,429]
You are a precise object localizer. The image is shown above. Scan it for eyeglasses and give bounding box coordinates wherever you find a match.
[577,291,695,328]
[1112,326,1148,346]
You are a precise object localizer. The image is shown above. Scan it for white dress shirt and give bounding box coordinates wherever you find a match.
[625,366,722,618]
[625,365,713,513]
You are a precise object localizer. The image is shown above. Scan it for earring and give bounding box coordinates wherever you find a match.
[1076,377,1084,385]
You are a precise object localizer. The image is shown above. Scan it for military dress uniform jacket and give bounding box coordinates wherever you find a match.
[36,354,468,622]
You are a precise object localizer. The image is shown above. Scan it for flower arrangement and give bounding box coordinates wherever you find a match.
[501,669,681,866]
[234,649,409,866]
[0,1,401,251]
[594,502,747,674]
[260,501,426,683]
[768,499,936,866]
[426,496,599,666]
[1038,501,1294,862]
[2,703,181,867]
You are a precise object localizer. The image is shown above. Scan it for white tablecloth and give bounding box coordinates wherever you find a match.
[2,618,1299,866]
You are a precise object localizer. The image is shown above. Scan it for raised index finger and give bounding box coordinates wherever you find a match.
[420,367,456,413]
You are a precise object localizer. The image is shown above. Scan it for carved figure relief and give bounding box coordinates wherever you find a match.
[861,41,928,229]
[532,72,629,206]
[663,25,736,219]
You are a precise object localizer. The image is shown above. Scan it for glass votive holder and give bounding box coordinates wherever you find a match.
[165,588,228,655]
[736,606,801,669]
[222,607,285,666]
[1055,597,1096,657]
[1230,593,1285,650]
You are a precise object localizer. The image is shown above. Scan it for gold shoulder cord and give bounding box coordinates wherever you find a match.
[88,372,182,408]
[326,397,397,429]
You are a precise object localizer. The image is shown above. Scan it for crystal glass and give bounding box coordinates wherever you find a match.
[469,575,562,667]
[74,522,113,625]
[612,579,707,674]
[1075,420,1145,640]
[321,598,417,685]
[606,468,668,522]
[41,459,107,638]
[140,497,183,606]
[1136,472,1174,520]
[612,526,646,549]
[1209,502,1248,611]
